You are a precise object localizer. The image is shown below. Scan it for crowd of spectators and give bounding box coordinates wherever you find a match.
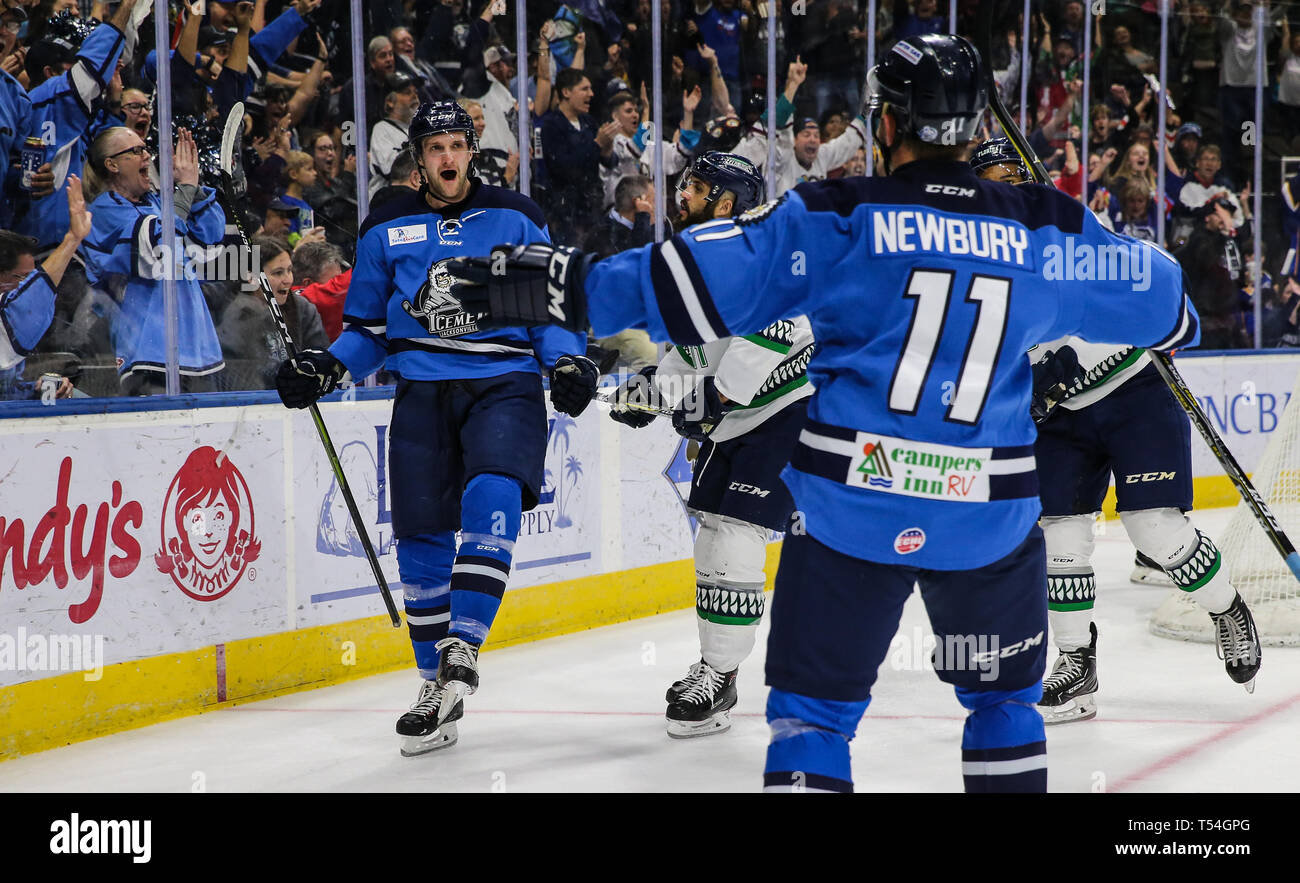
[6,0,1300,404]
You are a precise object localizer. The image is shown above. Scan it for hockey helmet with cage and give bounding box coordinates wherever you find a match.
[677,150,764,216]
[864,34,987,156]
[407,100,479,156]
[970,136,1029,182]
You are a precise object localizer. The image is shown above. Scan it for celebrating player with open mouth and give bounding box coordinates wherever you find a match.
[447,35,1203,792]
[274,101,594,757]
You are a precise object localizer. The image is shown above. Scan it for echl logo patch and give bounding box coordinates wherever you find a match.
[894,527,926,555]
[402,258,484,337]
[155,446,261,601]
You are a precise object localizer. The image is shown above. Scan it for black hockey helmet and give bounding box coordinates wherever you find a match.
[864,34,987,149]
[407,100,479,155]
[678,150,764,216]
[970,137,1029,182]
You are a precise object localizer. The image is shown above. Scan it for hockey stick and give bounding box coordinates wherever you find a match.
[216,103,402,627]
[976,2,1300,583]
[595,388,674,417]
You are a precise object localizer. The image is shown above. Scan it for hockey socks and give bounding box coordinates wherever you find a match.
[397,532,456,680]
[448,473,523,646]
[957,683,1047,793]
[1040,515,1098,651]
[762,688,870,793]
[1047,572,1095,652]
[1122,509,1236,614]
[695,515,769,672]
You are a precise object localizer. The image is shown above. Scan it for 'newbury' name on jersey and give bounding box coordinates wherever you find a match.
[870,208,1032,268]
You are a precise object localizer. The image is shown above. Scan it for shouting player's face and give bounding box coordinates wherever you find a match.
[419,132,474,205]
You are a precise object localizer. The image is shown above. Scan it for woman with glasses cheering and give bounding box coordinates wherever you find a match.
[81,127,227,395]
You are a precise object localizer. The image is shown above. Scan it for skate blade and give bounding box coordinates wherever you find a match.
[436,682,470,724]
[1039,695,1097,726]
[1241,676,1257,695]
[666,711,732,739]
[1129,566,1174,587]
[399,721,459,756]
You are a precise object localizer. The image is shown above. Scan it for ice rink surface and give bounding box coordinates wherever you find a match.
[4,507,1299,793]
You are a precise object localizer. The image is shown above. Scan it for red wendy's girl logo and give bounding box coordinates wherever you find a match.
[154,447,261,601]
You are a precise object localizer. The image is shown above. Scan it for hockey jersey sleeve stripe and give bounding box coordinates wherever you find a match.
[1285,178,1299,213]
[649,237,731,345]
[342,314,387,331]
[1149,295,1199,352]
[389,338,535,359]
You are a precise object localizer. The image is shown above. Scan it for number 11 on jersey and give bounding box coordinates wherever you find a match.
[887,269,1011,425]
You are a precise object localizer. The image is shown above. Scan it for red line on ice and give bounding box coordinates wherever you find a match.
[1109,690,1300,792]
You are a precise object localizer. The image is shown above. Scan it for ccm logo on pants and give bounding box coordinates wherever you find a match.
[1124,472,1177,483]
[729,482,771,497]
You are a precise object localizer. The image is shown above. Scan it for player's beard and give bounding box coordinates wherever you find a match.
[425,165,471,205]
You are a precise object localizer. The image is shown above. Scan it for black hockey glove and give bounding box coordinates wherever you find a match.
[608,366,660,429]
[275,348,347,409]
[445,243,593,332]
[550,354,600,417]
[1030,345,1085,424]
[673,376,733,442]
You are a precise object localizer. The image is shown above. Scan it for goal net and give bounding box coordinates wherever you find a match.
[1149,371,1300,647]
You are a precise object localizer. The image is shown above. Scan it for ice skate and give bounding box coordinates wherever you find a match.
[665,659,706,702]
[434,637,480,722]
[1039,623,1099,725]
[1130,551,1173,586]
[1211,593,1262,693]
[666,660,737,738]
[396,679,464,756]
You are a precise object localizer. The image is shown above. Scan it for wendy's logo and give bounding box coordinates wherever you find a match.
[154,447,261,601]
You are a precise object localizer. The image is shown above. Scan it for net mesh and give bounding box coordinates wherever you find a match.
[1149,372,1300,647]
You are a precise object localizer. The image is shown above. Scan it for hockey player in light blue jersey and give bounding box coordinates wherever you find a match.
[273,101,590,757]
[81,126,226,394]
[448,34,1202,792]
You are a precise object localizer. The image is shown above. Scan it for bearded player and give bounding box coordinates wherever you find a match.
[274,101,594,756]
[561,151,815,737]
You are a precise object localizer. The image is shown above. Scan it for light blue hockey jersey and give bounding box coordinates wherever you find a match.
[20,22,125,252]
[82,188,227,377]
[0,69,32,229]
[333,181,586,381]
[585,159,1199,570]
[0,268,57,399]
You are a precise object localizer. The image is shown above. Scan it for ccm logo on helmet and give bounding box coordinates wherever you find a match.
[924,184,975,197]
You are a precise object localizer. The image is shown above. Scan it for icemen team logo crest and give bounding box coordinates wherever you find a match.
[155,447,261,601]
[403,258,486,337]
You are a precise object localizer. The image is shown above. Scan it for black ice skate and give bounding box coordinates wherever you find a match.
[665,660,706,703]
[1038,623,1099,725]
[666,661,738,738]
[1130,551,1173,586]
[434,637,480,723]
[1211,593,1262,693]
[396,679,464,756]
